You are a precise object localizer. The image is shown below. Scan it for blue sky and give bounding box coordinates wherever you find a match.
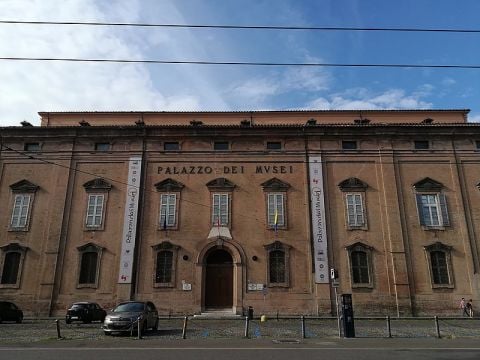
[0,0,479,125]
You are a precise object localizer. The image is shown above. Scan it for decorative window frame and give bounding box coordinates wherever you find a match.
[206,178,236,228]
[413,177,450,230]
[154,178,184,230]
[83,178,112,231]
[424,242,454,289]
[261,178,291,231]
[338,178,369,230]
[76,242,104,289]
[8,180,39,232]
[0,243,28,289]
[152,241,180,288]
[345,242,374,289]
[264,241,291,288]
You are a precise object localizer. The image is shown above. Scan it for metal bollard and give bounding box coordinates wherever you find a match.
[182,315,188,339]
[55,319,62,339]
[137,316,142,339]
[301,315,306,339]
[386,315,392,338]
[434,316,441,338]
[244,316,250,338]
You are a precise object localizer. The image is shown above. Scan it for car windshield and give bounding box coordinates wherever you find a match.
[113,303,145,312]
[70,304,88,309]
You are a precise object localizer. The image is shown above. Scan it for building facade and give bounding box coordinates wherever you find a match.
[1,109,479,317]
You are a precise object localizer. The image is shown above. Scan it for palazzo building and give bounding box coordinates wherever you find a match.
[0,109,479,317]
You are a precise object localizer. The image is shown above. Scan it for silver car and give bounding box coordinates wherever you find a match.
[102,301,158,335]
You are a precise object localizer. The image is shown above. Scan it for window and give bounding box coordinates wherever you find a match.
[77,243,103,288]
[342,141,357,150]
[346,242,374,288]
[346,194,365,227]
[10,194,31,229]
[476,140,480,150]
[264,241,291,287]
[164,142,180,151]
[413,178,450,228]
[424,242,454,288]
[94,143,110,151]
[155,178,184,231]
[414,140,429,150]
[85,194,104,228]
[212,193,229,226]
[156,251,173,283]
[9,180,39,232]
[266,141,282,150]
[83,178,112,231]
[160,194,177,228]
[0,243,28,288]
[79,252,98,284]
[267,193,285,227]
[152,241,179,288]
[24,143,40,151]
[214,141,229,151]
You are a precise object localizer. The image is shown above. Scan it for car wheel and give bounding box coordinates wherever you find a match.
[65,318,71,324]
[141,320,148,335]
[104,331,111,336]
[16,315,23,324]
[83,317,92,324]
[0,316,3,324]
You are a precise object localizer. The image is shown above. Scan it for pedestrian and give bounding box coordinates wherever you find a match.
[460,298,469,317]
[466,299,474,318]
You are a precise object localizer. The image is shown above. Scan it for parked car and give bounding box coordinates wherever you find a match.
[65,302,107,324]
[0,301,23,323]
[102,301,158,335]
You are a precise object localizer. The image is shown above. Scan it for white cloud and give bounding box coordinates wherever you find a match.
[469,114,480,123]
[307,87,433,110]
[441,77,456,86]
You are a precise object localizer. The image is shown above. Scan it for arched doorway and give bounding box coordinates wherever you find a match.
[204,249,233,309]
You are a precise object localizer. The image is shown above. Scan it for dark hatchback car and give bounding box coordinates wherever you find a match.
[0,301,23,323]
[65,302,107,324]
[103,301,158,335]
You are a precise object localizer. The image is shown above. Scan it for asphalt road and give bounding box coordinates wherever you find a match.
[1,339,480,360]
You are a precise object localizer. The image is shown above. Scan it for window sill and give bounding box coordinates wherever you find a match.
[432,284,454,289]
[77,284,98,289]
[154,283,175,288]
[0,283,20,289]
[352,283,374,289]
[347,226,368,231]
[421,226,446,231]
[267,283,289,288]
[84,227,105,232]
[8,228,29,232]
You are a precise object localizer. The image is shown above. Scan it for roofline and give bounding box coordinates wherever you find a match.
[38,109,471,116]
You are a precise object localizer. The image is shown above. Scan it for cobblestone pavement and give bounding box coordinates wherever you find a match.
[1,317,479,344]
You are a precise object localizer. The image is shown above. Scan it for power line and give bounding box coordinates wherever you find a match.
[1,56,480,69]
[1,20,480,34]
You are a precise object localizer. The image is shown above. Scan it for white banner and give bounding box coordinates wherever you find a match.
[118,156,142,284]
[308,156,329,283]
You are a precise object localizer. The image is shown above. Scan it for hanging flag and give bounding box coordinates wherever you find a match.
[274,208,279,233]
[162,215,167,231]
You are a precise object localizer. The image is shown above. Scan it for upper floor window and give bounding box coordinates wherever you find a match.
[9,180,39,232]
[24,142,40,151]
[261,178,291,231]
[164,142,180,151]
[155,178,184,230]
[0,243,28,288]
[152,241,179,288]
[413,178,450,228]
[346,242,374,288]
[214,141,229,151]
[266,141,282,150]
[264,241,291,287]
[424,242,454,288]
[206,178,235,227]
[83,178,112,231]
[414,140,429,150]
[342,141,357,150]
[476,140,480,150]
[94,142,110,151]
[338,178,369,230]
[77,243,103,288]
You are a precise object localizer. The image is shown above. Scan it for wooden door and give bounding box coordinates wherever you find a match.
[205,250,233,308]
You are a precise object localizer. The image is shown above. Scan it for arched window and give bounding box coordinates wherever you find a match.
[0,243,28,288]
[346,242,374,288]
[424,242,453,288]
[264,241,291,287]
[77,243,103,288]
[156,251,173,283]
[1,252,21,284]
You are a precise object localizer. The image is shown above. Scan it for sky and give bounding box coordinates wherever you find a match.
[0,0,479,126]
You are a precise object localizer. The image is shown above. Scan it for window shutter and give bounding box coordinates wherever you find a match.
[416,194,426,225]
[439,194,450,226]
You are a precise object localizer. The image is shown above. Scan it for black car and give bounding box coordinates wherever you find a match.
[65,302,107,324]
[0,301,23,323]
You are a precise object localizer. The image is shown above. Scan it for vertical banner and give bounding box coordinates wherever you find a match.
[118,156,142,284]
[308,155,329,283]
